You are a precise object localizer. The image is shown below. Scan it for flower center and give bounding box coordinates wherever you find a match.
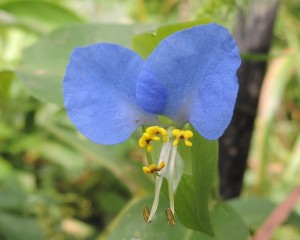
[139,126,193,224]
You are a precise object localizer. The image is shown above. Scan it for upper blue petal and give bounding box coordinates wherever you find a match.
[136,23,241,140]
[63,43,157,144]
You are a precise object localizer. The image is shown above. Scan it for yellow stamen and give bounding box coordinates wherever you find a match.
[143,161,166,174]
[172,129,193,146]
[146,126,168,142]
[138,133,159,152]
[138,126,168,152]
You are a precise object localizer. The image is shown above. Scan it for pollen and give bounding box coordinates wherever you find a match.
[172,129,193,146]
[138,126,168,152]
[143,161,166,174]
[145,126,168,142]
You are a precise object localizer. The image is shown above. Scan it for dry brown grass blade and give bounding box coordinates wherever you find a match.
[253,186,300,240]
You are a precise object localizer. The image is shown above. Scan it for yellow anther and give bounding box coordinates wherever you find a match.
[157,161,166,170]
[143,161,166,174]
[138,126,168,152]
[147,144,153,152]
[138,133,160,152]
[146,126,168,142]
[172,129,193,147]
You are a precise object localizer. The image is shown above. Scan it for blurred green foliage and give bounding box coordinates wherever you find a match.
[0,0,300,239]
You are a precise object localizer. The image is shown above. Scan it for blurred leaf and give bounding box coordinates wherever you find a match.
[33,141,86,179]
[0,157,14,181]
[210,203,249,240]
[0,70,14,101]
[252,55,295,192]
[0,0,83,33]
[41,123,153,194]
[132,18,213,58]
[0,211,43,240]
[228,197,300,230]
[17,23,154,106]
[99,197,248,240]
[0,190,26,212]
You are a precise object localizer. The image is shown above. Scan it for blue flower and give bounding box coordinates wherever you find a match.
[63,23,241,223]
[136,23,241,140]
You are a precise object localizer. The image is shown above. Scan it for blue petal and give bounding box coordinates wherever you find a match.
[63,43,157,144]
[136,23,241,140]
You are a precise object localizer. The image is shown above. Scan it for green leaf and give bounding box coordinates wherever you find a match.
[17,23,154,106]
[228,197,300,230]
[169,127,218,235]
[0,71,14,101]
[174,175,199,229]
[41,122,153,195]
[210,203,249,240]
[100,196,189,240]
[190,129,218,234]
[0,211,43,240]
[29,140,86,179]
[0,0,83,33]
[132,18,213,58]
[0,191,26,212]
[99,197,248,240]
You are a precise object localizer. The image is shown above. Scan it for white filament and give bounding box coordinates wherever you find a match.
[147,141,172,222]
[168,145,177,214]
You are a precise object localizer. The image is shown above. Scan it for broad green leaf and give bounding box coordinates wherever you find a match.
[174,175,199,229]
[17,23,154,106]
[228,197,300,230]
[0,191,26,212]
[190,129,218,235]
[210,203,249,240]
[171,127,218,235]
[0,211,43,240]
[24,139,86,180]
[100,196,209,240]
[0,157,14,181]
[99,197,248,240]
[132,18,213,58]
[0,0,83,33]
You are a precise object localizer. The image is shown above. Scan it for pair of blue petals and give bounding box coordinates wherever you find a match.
[63,23,241,145]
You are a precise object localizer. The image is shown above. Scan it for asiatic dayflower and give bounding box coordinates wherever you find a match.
[63,23,241,224]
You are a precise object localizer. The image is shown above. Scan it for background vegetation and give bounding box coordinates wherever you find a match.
[0,0,299,239]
